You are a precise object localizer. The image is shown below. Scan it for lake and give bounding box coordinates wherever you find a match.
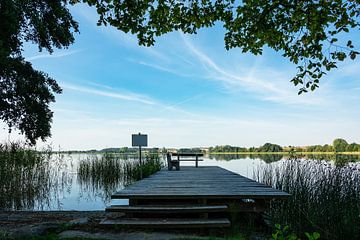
[0,153,359,211]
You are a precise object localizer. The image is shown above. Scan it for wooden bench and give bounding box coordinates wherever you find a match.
[167,153,180,171]
[171,152,204,168]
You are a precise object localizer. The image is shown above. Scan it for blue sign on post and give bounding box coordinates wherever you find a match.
[132,133,148,179]
[132,133,148,147]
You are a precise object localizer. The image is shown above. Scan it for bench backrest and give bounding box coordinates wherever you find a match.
[171,152,203,157]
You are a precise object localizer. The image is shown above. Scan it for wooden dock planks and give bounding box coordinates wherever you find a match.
[112,166,290,199]
[104,166,290,228]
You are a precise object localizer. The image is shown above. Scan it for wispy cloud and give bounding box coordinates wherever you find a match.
[26,49,83,61]
[61,81,199,116]
[71,3,167,61]
[158,95,204,113]
[134,60,194,77]
[62,83,156,105]
[180,34,327,106]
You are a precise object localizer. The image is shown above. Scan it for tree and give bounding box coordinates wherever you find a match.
[1,0,360,144]
[333,138,349,152]
[0,0,79,144]
[323,144,334,152]
[83,0,360,94]
[346,143,359,152]
[258,143,283,152]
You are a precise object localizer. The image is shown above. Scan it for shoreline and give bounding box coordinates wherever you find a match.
[208,151,360,155]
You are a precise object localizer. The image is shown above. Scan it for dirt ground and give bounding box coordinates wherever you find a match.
[0,211,224,240]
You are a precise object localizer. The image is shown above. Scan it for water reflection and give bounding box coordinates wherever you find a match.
[209,154,284,162]
[302,154,360,165]
[209,153,360,164]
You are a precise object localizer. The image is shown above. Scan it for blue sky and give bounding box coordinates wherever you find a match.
[1,3,360,150]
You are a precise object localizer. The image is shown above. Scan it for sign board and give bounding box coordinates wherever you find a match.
[132,133,148,147]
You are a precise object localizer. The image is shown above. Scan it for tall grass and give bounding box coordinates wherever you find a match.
[256,159,360,240]
[0,142,162,210]
[0,142,71,210]
[77,152,162,201]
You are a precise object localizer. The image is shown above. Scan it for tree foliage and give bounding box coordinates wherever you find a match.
[0,0,79,144]
[1,0,360,144]
[209,139,360,153]
[258,143,283,152]
[209,143,283,153]
[83,0,360,94]
[333,138,349,152]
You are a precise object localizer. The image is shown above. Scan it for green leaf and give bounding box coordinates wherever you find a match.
[313,232,321,239]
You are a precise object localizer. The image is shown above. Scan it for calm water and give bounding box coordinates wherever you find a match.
[0,153,359,211]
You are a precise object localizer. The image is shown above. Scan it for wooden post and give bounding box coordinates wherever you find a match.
[139,145,142,179]
[199,199,208,219]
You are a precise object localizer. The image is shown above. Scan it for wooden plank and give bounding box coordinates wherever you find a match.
[100,218,230,228]
[112,193,289,200]
[111,166,290,199]
[105,204,228,213]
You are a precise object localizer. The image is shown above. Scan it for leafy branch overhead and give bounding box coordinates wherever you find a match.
[83,0,360,94]
[1,0,360,144]
[0,0,79,144]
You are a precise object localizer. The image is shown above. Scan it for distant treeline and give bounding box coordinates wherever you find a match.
[209,143,283,153]
[58,138,359,154]
[60,147,160,154]
[209,138,360,153]
[288,138,360,152]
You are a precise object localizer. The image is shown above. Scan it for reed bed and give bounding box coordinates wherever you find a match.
[77,152,162,201]
[256,159,360,240]
[0,142,70,210]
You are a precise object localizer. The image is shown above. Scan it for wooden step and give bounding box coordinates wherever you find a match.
[100,218,230,228]
[105,204,228,213]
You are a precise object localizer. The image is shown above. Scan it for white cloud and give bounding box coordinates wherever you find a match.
[179,34,328,106]
[155,95,203,117]
[337,61,360,76]
[62,83,156,105]
[134,60,194,78]
[72,4,327,106]
[71,3,167,61]
[26,49,83,61]
[60,81,200,117]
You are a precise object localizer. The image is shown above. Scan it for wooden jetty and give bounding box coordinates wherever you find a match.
[102,166,290,228]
